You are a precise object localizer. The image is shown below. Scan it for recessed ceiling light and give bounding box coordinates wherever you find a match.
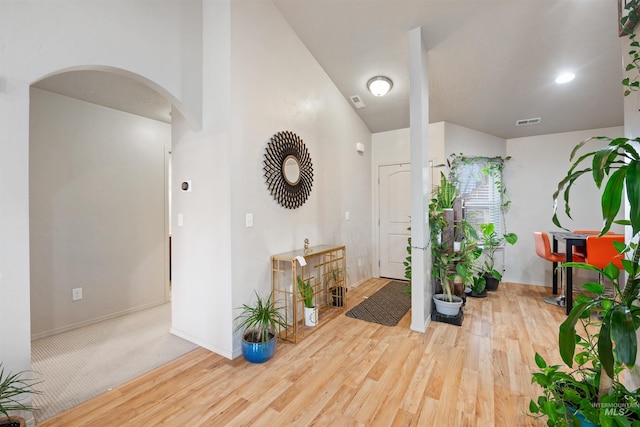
[555,72,575,84]
[367,76,393,97]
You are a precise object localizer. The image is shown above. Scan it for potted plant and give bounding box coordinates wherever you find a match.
[325,266,346,307]
[430,173,461,315]
[478,222,518,291]
[530,288,640,426]
[430,175,482,315]
[469,274,487,298]
[0,364,40,427]
[234,291,287,363]
[531,135,640,424]
[297,276,318,327]
[530,3,640,421]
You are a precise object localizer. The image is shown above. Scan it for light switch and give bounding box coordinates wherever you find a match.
[177,213,184,227]
[246,213,254,228]
[345,211,351,220]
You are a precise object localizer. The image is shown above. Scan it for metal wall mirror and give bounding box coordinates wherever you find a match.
[263,131,314,209]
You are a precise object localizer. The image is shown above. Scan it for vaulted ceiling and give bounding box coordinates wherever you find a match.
[33,1,625,140]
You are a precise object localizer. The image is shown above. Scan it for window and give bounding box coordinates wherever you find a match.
[450,156,508,238]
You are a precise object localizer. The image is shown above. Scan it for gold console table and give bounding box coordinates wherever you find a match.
[271,245,346,343]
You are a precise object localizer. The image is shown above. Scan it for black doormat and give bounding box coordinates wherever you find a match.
[345,281,411,326]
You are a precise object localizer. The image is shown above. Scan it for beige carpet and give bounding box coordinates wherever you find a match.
[31,303,199,422]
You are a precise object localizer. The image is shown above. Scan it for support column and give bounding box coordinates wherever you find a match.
[409,27,431,332]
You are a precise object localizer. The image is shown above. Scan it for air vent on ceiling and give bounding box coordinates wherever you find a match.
[516,117,541,126]
[349,95,366,109]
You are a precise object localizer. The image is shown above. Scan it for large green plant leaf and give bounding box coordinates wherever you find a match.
[582,281,605,295]
[603,262,621,282]
[601,168,626,234]
[559,302,593,366]
[627,160,640,235]
[592,144,619,186]
[552,168,592,228]
[598,311,615,378]
[504,233,517,245]
[611,305,637,366]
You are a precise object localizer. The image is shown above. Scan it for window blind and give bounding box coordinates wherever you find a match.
[451,157,504,237]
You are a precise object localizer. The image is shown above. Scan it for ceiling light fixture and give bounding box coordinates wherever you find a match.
[367,76,393,97]
[555,72,575,84]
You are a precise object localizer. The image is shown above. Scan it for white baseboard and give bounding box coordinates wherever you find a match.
[31,300,168,341]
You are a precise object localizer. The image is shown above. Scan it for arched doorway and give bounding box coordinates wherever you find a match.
[28,68,196,421]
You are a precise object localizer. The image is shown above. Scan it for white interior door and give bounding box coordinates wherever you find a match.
[379,164,411,279]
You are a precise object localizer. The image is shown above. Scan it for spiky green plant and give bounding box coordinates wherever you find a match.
[234,291,287,344]
[297,276,314,308]
[0,364,41,421]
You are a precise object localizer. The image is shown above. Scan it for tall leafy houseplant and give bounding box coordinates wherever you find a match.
[530,2,640,423]
[551,135,640,382]
[430,172,459,303]
[430,173,482,304]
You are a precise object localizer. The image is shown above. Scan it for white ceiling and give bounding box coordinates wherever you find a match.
[33,0,625,140]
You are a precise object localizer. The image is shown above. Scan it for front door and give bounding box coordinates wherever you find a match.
[379,163,411,279]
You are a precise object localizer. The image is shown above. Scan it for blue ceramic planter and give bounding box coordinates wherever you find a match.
[241,332,277,363]
[566,405,599,427]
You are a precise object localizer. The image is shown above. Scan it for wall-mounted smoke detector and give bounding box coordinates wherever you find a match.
[349,95,366,109]
[516,117,541,126]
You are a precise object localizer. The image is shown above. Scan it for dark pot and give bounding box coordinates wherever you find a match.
[241,330,277,363]
[469,290,487,298]
[0,417,25,427]
[484,274,499,291]
[331,287,346,307]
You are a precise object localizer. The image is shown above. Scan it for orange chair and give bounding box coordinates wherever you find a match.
[533,231,585,306]
[572,230,614,258]
[534,231,567,264]
[584,234,625,270]
[582,234,625,297]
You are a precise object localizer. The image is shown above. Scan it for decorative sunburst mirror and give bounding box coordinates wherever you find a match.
[263,131,314,209]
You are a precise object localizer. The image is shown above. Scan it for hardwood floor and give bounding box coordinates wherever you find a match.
[39,279,566,426]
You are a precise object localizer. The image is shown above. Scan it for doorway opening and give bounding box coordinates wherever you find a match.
[28,69,187,421]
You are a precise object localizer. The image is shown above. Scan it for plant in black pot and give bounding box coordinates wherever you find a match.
[235,291,287,364]
[469,274,487,298]
[325,266,346,307]
[478,222,517,291]
[0,364,41,427]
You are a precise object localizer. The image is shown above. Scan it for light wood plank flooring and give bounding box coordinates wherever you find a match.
[39,279,566,426]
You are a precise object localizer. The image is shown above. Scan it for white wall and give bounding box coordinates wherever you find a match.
[443,122,506,159]
[0,0,204,401]
[169,0,234,358]
[372,121,505,167]
[505,126,624,286]
[228,1,372,355]
[29,88,170,338]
